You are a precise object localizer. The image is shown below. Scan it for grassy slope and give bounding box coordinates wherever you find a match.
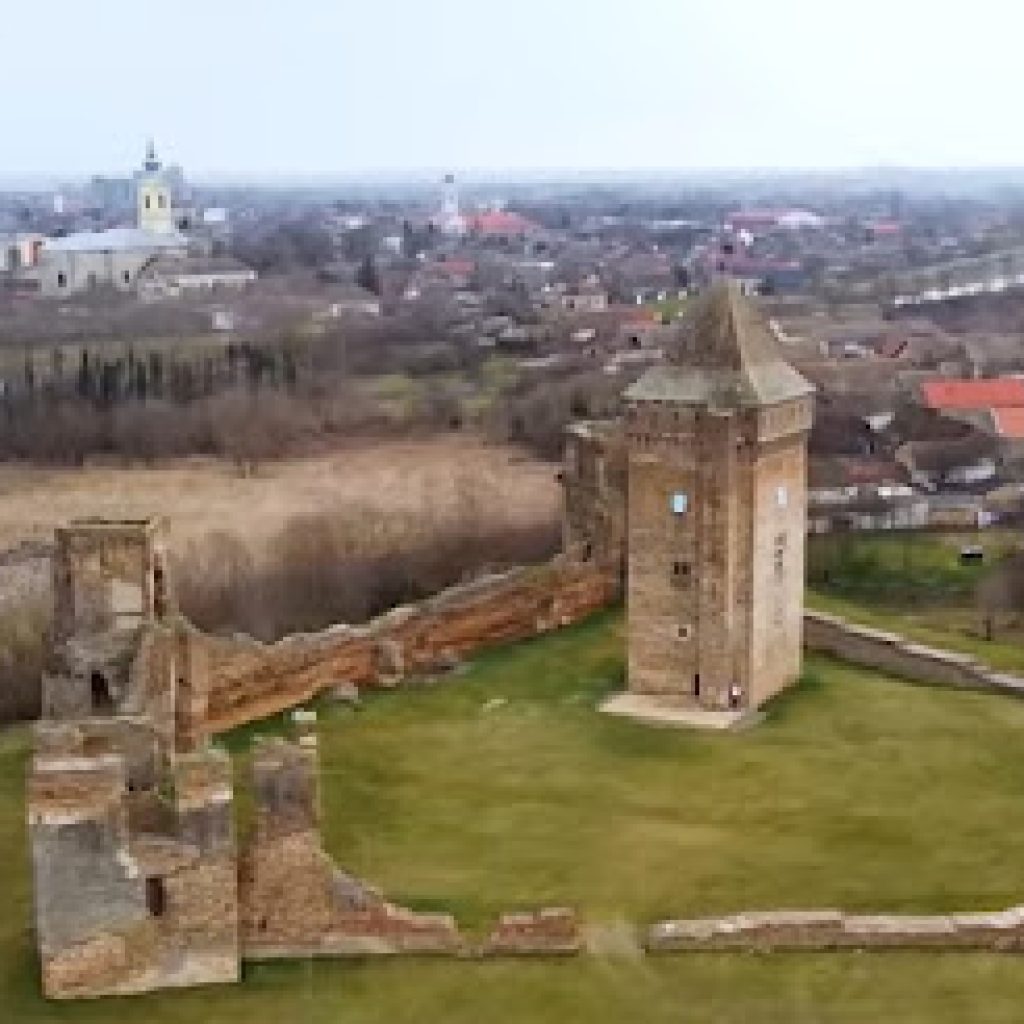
[807,529,1024,673]
[7,610,1024,1020]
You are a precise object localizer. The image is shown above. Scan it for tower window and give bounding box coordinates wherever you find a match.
[153,564,168,616]
[671,492,688,515]
[56,272,67,288]
[693,673,701,696]
[676,624,692,640]
[774,531,788,575]
[672,561,690,579]
[158,194,166,209]
[123,270,131,284]
[776,485,789,508]
[145,195,151,210]
[145,877,167,918]
[90,671,113,713]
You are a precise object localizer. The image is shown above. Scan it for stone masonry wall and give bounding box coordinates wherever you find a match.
[803,609,1024,696]
[239,734,463,959]
[237,729,584,961]
[195,559,617,738]
[28,737,239,999]
[647,906,1024,953]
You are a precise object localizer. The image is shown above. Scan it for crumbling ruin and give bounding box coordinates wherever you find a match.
[26,283,1024,1000]
[28,517,596,999]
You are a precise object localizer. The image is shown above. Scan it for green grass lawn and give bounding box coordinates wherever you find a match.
[807,530,1024,673]
[8,610,1024,1020]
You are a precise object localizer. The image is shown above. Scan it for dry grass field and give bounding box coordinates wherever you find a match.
[0,438,561,558]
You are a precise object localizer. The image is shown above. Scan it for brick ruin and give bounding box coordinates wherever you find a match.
[239,727,463,960]
[28,517,599,998]
[30,726,239,996]
[26,284,1024,999]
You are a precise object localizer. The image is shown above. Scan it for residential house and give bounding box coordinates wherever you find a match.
[137,254,256,298]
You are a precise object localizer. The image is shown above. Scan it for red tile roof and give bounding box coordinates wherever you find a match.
[921,378,1024,411]
[992,406,1024,438]
[865,220,903,235]
[466,211,535,236]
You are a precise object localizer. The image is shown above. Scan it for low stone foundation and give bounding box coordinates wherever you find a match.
[599,693,759,731]
[647,906,1024,953]
[482,908,581,956]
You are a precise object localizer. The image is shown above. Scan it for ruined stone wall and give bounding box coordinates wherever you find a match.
[28,735,239,999]
[562,420,627,572]
[803,609,1024,696]
[194,559,617,737]
[43,519,180,733]
[52,519,170,643]
[239,733,463,959]
[647,906,1024,953]
[237,728,582,961]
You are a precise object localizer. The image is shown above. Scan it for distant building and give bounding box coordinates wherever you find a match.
[35,228,187,296]
[0,233,45,272]
[465,210,538,240]
[560,282,608,313]
[920,377,1024,412]
[325,284,382,317]
[33,141,193,296]
[137,139,178,235]
[437,174,466,236]
[725,208,824,233]
[137,253,256,298]
[88,175,134,212]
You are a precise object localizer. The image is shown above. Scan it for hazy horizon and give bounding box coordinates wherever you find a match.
[4,0,1022,182]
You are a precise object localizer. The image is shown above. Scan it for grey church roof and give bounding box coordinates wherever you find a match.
[623,280,814,409]
[44,228,187,254]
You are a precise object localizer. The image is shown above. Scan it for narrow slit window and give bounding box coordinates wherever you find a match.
[145,877,166,918]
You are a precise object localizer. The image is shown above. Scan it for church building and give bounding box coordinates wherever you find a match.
[33,142,189,296]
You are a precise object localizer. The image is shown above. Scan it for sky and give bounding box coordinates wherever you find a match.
[3,0,1023,180]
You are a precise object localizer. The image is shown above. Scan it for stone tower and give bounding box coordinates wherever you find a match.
[622,281,813,715]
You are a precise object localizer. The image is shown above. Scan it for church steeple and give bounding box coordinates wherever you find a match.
[143,138,161,174]
[137,138,174,234]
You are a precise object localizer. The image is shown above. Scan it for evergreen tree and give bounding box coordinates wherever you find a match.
[356,255,382,296]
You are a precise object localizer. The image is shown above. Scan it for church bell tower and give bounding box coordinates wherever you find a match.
[137,139,175,235]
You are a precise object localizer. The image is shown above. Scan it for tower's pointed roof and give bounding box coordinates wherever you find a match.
[623,281,814,409]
